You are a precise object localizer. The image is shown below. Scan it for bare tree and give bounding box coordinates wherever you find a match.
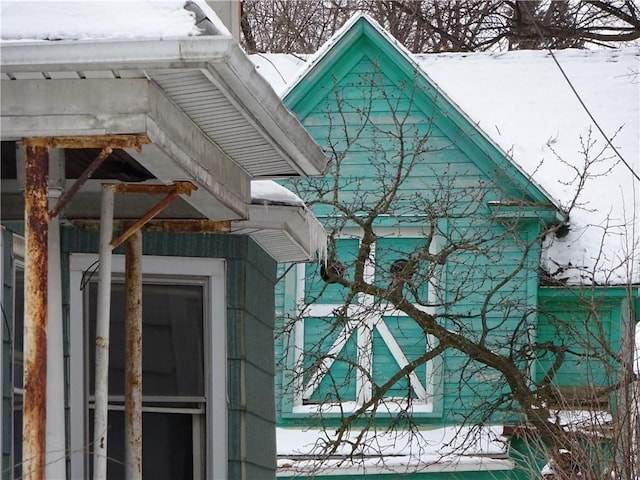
[276,65,638,478]
[241,0,640,53]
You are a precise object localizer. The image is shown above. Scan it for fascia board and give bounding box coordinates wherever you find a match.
[0,37,234,72]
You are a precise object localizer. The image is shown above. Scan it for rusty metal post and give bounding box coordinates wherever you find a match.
[125,229,143,480]
[93,185,115,480]
[22,143,49,480]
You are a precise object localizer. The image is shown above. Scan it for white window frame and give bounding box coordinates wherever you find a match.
[69,254,227,480]
[292,227,441,414]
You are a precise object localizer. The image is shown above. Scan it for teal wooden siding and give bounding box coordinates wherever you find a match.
[537,287,625,395]
[275,17,548,431]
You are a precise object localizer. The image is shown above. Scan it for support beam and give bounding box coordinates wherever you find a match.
[48,147,112,219]
[125,230,143,480]
[109,182,197,249]
[93,185,115,480]
[46,149,67,479]
[22,143,49,480]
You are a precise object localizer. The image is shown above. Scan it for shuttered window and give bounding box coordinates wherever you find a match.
[290,232,440,415]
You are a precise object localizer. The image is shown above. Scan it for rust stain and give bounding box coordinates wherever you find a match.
[110,182,199,249]
[22,144,49,480]
[70,219,232,233]
[112,181,197,195]
[125,230,143,476]
[22,134,150,152]
[49,147,113,219]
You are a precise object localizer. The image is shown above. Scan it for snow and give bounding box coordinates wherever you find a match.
[0,0,230,41]
[251,180,305,207]
[251,32,640,285]
[251,53,309,96]
[416,48,640,285]
[276,426,512,475]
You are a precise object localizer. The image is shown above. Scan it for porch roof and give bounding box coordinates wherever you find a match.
[0,0,328,262]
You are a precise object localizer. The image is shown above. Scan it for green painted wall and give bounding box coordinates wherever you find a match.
[274,26,545,431]
[537,287,627,400]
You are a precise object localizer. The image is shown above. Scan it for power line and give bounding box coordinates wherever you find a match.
[523,2,640,184]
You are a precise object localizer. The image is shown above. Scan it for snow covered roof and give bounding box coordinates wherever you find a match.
[240,180,326,263]
[0,0,229,41]
[0,1,328,263]
[251,36,640,285]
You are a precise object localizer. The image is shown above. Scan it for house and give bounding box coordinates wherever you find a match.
[250,14,640,479]
[0,1,329,479]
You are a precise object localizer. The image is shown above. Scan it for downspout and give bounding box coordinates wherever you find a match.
[93,185,115,480]
[22,142,49,480]
[46,149,66,479]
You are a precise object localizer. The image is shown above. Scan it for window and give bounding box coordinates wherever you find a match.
[69,255,226,480]
[289,229,441,415]
[11,238,24,479]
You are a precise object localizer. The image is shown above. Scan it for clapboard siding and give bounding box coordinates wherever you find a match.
[275,12,544,440]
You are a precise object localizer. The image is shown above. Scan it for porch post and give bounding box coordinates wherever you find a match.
[125,229,143,480]
[46,148,67,479]
[93,185,115,480]
[22,142,49,480]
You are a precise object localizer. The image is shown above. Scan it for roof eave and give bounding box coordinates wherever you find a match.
[232,204,327,263]
[0,37,330,178]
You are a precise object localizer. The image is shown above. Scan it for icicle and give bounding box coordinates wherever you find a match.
[307,212,328,265]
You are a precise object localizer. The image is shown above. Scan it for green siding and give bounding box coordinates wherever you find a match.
[274,17,551,455]
[61,227,278,479]
[537,287,625,393]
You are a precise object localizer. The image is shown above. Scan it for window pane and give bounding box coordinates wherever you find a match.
[12,266,24,479]
[372,316,427,399]
[375,237,429,301]
[13,268,24,388]
[88,409,195,480]
[88,281,205,397]
[305,238,359,305]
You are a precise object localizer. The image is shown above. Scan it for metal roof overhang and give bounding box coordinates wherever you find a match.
[0,37,329,221]
[233,203,327,263]
[0,37,329,261]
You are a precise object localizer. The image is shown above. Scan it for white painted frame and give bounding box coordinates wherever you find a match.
[69,254,227,480]
[292,227,440,414]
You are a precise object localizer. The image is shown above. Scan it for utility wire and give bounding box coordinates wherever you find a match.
[523,2,640,183]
